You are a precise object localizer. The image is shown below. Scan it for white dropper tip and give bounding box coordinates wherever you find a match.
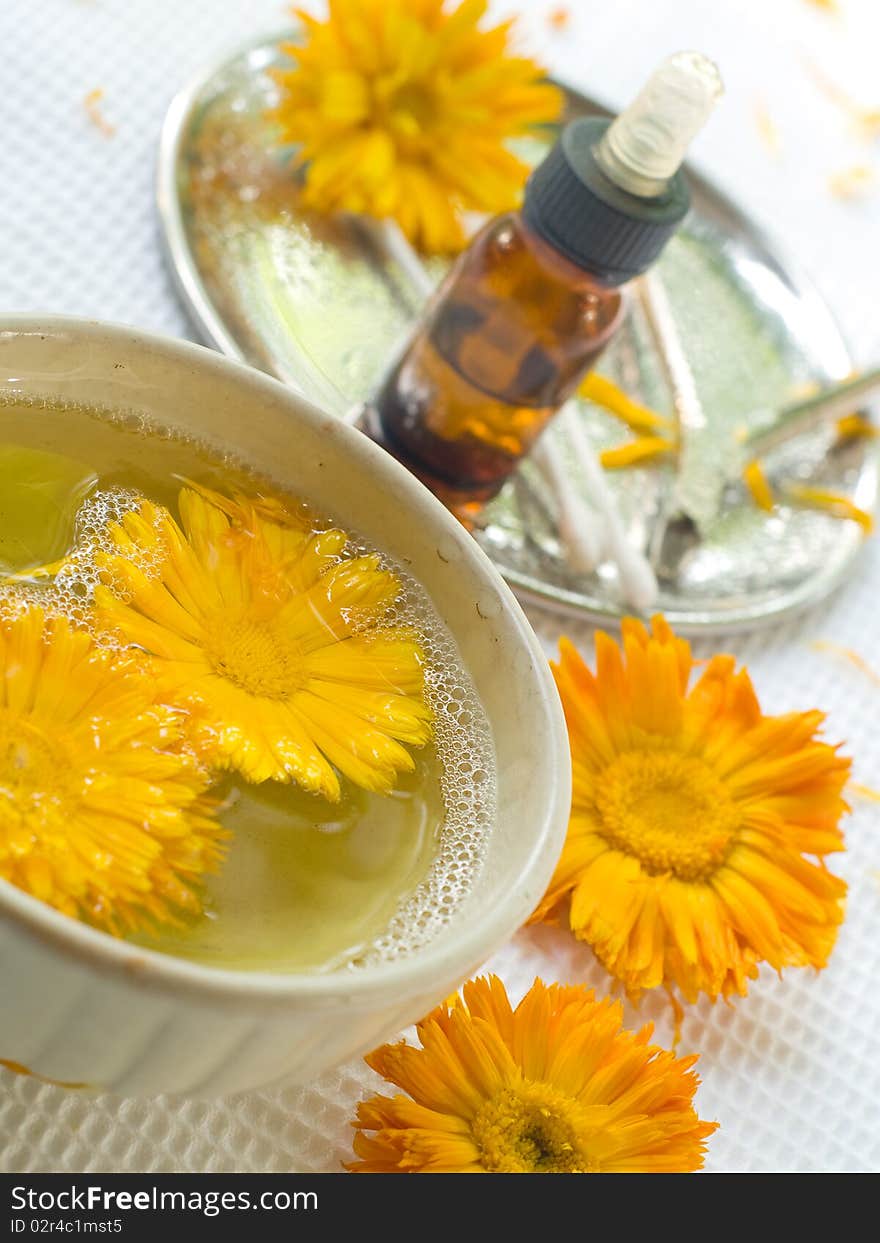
[596,51,724,198]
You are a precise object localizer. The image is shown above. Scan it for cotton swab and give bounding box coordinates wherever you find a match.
[531,436,607,572]
[557,404,658,610]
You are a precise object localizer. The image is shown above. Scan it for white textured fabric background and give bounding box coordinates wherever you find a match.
[1,0,879,1174]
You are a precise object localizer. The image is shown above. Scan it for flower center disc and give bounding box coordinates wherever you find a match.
[0,716,67,830]
[389,82,434,128]
[596,749,740,881]
[472,1084,595,1174]
[205,616,304,700]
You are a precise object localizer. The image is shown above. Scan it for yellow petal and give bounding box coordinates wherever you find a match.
[743,458,775,512]
[600,436,676,470]
[785,483,874,532]
[580,373,675,434]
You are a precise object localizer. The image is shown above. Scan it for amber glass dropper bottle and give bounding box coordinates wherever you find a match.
[366,52,723,525]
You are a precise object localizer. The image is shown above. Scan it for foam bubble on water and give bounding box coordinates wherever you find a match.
[343,555,496,970]
[0,486,165,646]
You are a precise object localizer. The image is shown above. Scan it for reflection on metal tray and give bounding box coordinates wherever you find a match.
[157,33,876,634]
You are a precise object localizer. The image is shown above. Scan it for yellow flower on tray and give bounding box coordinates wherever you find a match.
[532,618,850,1003]
[93,485,432,800]
[0,607,224,934]
[349,975,717,1172]
[270,0,563,253]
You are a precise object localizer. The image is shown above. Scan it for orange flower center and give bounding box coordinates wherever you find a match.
[204,614,305,701]
[596,749,740,881]
[471,1083,597,1173]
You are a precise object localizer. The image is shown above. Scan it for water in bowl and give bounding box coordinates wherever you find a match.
[0,395,495,973]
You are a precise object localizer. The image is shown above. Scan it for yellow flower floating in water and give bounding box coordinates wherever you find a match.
[94,485,432,800]
[271,0,562,253]
[532,618,849,1003]
[0,607,223,934]
[349,974,716,1172]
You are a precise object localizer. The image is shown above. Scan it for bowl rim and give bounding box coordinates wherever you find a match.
[0,314,571,1008]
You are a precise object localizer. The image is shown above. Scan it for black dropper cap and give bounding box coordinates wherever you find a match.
[522,117,690,286]
[522,52,723,286]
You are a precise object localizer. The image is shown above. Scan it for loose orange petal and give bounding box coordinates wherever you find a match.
[806,60,880,139]
[743,459,775,512]
[836,413,878,441]
[849,781,880,803]
[600,435,676,470]
[810,639,880,686]
[754,98,782,158]
[83,88,115,137]
[785,483,874,532]
[0,1058,88,1090]
[828,165,878,200]
[580,373,675,434]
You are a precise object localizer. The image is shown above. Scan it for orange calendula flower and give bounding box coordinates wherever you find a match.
[531,618,850,1003]
[93,485,432,799]
[270,0,563,253]
[0,607,224,934]
[349,974,717,1172]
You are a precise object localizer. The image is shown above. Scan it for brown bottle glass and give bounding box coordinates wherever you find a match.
[366,105,698,524]
[369,210,624,525]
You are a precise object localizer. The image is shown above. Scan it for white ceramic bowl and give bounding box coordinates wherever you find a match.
[0,317,570,1098]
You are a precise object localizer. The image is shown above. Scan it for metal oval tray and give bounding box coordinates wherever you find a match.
[157,32,876,634]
